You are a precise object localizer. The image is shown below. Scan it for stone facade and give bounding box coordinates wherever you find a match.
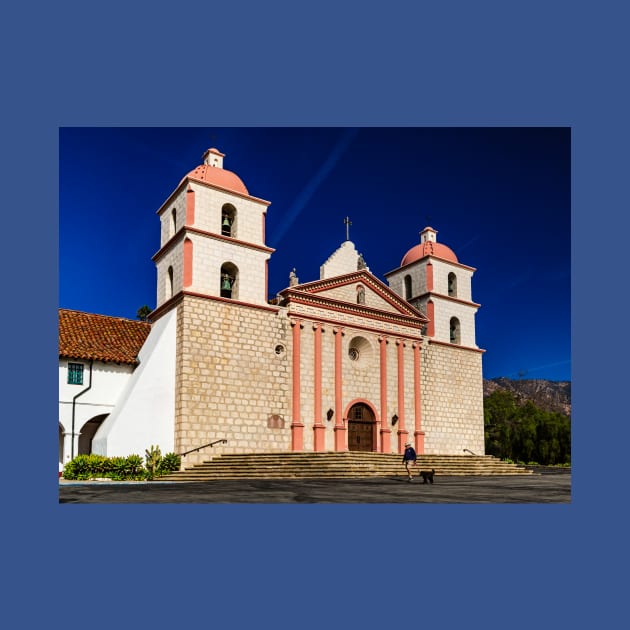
[421,341,485,454]
[89,146,486,465]
[173,295,291,465]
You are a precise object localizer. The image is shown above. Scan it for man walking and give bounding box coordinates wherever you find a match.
[402,441,417,481]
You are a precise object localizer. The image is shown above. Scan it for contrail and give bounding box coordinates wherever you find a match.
[509,360,571,378]
[270,128,360,246]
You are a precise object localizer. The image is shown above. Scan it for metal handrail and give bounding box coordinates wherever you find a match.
[463,449,477,455]
[179,439,227,457]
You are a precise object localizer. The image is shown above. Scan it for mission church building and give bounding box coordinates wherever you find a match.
[59,147,485,468]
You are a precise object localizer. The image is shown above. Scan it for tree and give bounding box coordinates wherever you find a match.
[483,391,571,465]
[136,305,151,321]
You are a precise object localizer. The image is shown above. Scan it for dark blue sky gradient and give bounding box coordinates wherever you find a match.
[59,126,570,381]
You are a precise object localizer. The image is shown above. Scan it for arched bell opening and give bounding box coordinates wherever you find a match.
[221,204,237,238]
[450,316,461,344]
[448,272,457,297]
[220,262,239,299]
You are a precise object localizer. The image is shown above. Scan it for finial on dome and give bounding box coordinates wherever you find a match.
[202,147,225,168]
[420,226,438,243]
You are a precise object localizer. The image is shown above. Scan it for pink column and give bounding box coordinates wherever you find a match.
[313,323,325,451]
[333,327,347,451]
[396,339,408,453]
[379,336,391,453]
[426,261,434,292]
[183,238,193,288]
[427,300,435,337]
[185,186,195,225]
[291,319,304,451]
[413,341,425,453]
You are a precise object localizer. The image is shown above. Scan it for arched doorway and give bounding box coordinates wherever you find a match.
[347,402,376,452]
[78,414,108,455]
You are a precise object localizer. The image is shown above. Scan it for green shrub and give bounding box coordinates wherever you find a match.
[159,452,181,474]
[62,449,171,481]
[62,454,111,480]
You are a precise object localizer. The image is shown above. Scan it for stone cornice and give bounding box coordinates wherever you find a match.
[413,292,481,308]
[286,291,425,332]
[286,310,423,342]
[156,177,270,216]
[384,256,476,276]
[283,269,424,319]
[427,338,485,354]
[152,226,274,262]
[149,290,279,321]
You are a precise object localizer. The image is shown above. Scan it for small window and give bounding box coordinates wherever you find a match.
[448,272,457,297]
[168,266,174,298]
[170,208,177,238]
[68,362,84,385]
[404,275,412,299]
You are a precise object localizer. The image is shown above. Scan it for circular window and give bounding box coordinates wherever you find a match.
[347,336,373,367]
[275,344,285,355]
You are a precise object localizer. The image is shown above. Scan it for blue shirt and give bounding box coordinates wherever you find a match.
[403,446,417,462]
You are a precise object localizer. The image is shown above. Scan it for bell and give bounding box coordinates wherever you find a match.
[222,216,231,228]
[221,275,232,291]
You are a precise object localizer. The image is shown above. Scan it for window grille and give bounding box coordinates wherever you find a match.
[68,362,84,385]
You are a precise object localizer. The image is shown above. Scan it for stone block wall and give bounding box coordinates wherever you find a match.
[420,342,485,455]
[174,295,291,467]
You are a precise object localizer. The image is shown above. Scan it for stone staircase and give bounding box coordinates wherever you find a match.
[158,452,533,481]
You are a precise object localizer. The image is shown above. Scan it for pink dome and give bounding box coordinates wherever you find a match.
[184,164,249,196]
[401,241,458,266]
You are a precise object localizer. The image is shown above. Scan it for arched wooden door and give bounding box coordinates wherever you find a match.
[347,403,375,452]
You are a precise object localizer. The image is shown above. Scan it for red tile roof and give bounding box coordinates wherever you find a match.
[59,309,151,365]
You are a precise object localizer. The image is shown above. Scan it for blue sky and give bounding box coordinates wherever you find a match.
[59,126,570,381]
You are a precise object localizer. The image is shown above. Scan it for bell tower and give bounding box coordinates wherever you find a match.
[153,148,274,310]
[385,227,480,349]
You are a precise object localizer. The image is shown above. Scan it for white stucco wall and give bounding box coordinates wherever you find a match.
[59,360,135,462]
[91,308,177,457]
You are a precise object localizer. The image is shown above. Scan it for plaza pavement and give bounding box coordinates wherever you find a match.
[59,468,571,504]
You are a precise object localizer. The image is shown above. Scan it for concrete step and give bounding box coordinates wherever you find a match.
[158,452,533,481]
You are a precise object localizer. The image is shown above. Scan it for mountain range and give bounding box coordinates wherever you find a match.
[483,377,571,416]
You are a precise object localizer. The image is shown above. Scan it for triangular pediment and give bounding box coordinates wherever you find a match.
[282,270,427,322]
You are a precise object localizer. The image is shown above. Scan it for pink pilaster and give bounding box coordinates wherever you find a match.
[313,323,325,451]
[396,339,408,453]
[413,341,425,453]
[426,261,434,292]
[427,300,435,337]
[333,327,346,451]
[291,319,304,451]
[379,336,391,453]
[183,238,193,288]
[185,186,195,225]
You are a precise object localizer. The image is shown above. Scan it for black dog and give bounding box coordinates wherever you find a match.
[419,469,435,484]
